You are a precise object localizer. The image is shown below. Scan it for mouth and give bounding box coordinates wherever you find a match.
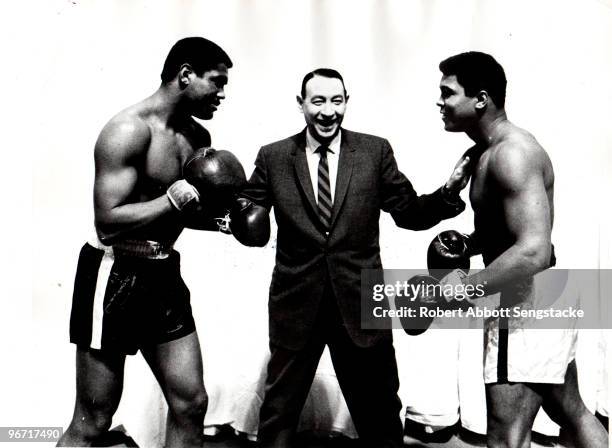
[316,120,337,131]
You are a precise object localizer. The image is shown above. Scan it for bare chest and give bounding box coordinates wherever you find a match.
[140,129,203,197]
[469,151,497,215]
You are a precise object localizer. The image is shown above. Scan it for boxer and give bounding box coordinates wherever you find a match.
[435,51,607,448]
[58,37,238,448]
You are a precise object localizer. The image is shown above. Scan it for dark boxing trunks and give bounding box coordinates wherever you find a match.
[69,241,196,355]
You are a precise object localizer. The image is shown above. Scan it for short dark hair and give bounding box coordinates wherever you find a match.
[300,68,347,98]
[439,52,507,108]
[161,37,233,83]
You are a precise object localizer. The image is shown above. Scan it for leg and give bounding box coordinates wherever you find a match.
[485,382,543,448]
[257,337,327,448]
[141,331,207,448]
[57,346,125,447]
[541,360,608,448]
[326,308,403,447]
[329,341,403,447]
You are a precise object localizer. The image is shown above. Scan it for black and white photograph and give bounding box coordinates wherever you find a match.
[5,0,612,447]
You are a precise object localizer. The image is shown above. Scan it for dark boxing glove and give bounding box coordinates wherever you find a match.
[427,230,472,281]
[400,274,441,336]
[183,147,247,216]
[183,147,248,231]
[401,271,469,337]
[229,198,270,247]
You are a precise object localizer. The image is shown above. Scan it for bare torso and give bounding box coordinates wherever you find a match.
[468,121,554,266]
[94,96,211,244]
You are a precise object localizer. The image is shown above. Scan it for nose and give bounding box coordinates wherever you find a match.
[436,97,444,108]
[217,88,226,100]
[320,101,335,117]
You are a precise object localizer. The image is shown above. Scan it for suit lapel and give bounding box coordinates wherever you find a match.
[292,128,356,231]
[291,130,319,218]
[330,129,355,228]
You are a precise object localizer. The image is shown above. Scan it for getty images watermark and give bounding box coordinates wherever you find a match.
[360,269,611,331]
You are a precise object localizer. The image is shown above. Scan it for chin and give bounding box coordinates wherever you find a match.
[316,127,339,141]
[444,122,460,132]
[195,112,213,120]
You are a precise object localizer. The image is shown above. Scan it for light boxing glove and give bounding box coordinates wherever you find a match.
[229,197,270,247]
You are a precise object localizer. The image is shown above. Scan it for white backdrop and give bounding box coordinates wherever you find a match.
[4,0,612,446]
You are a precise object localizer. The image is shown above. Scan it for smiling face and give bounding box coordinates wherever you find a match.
[298,75,348,144]
[436,74,479,132]
[186,63,229,120]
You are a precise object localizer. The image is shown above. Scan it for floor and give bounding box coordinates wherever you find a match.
[101,418,610,447]
[202,424,566,448]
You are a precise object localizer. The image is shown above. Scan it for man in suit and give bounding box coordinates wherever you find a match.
[244,68,471,448]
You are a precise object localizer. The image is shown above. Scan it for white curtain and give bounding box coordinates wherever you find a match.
[10,0,612,446]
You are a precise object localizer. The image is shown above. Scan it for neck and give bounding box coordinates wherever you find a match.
[148,84,192,129]
[466,110,508,146]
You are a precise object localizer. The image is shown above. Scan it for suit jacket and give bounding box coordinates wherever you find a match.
[244,128,465,350]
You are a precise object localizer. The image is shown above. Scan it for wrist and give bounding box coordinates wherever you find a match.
[167,179,200,211]
[441,184,460,204]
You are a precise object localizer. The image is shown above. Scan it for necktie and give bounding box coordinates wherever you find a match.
[316,145,333,230]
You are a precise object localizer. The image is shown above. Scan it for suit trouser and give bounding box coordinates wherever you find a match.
[257,282,403,448]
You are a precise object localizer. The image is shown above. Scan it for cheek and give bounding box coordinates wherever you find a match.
[305,107,320,119]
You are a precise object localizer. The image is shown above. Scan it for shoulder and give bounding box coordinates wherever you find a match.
[342,128,389,148]
[489,127,549,189]
[95,110,152,161]
[258,131,305,159]
[262,134,298,150]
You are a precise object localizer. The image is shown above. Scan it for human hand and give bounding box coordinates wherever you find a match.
[444,155,472,194]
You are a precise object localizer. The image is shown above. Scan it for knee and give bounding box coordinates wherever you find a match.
[487,421,529,448]
[169,387,208,423]
[554,404,594,431]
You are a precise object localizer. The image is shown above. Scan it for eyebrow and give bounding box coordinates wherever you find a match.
[310,94,344,99]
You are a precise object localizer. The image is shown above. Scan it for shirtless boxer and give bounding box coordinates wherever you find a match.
[436,52,608,447]
[58,37,232,447]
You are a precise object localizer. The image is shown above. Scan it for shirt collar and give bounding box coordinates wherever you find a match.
[305,129,341,155]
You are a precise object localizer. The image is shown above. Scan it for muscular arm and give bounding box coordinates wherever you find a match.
[464,143,552,294]
[93,118,174,244]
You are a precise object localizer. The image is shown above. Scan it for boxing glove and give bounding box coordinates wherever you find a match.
[400,274,441,336]
[229,198,270,247]
[400,272,469,336]
[167,179,200,211]
[427,230,471,281]
[183,147,247,216]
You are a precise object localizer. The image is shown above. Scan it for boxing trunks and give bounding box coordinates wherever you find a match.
[483,270,579,384]
[69,239,196,355]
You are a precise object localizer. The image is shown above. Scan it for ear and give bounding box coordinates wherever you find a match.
[475,90,489,110]
[178,63,195,88]
[345,94,350,104]
[296,95,304,110]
